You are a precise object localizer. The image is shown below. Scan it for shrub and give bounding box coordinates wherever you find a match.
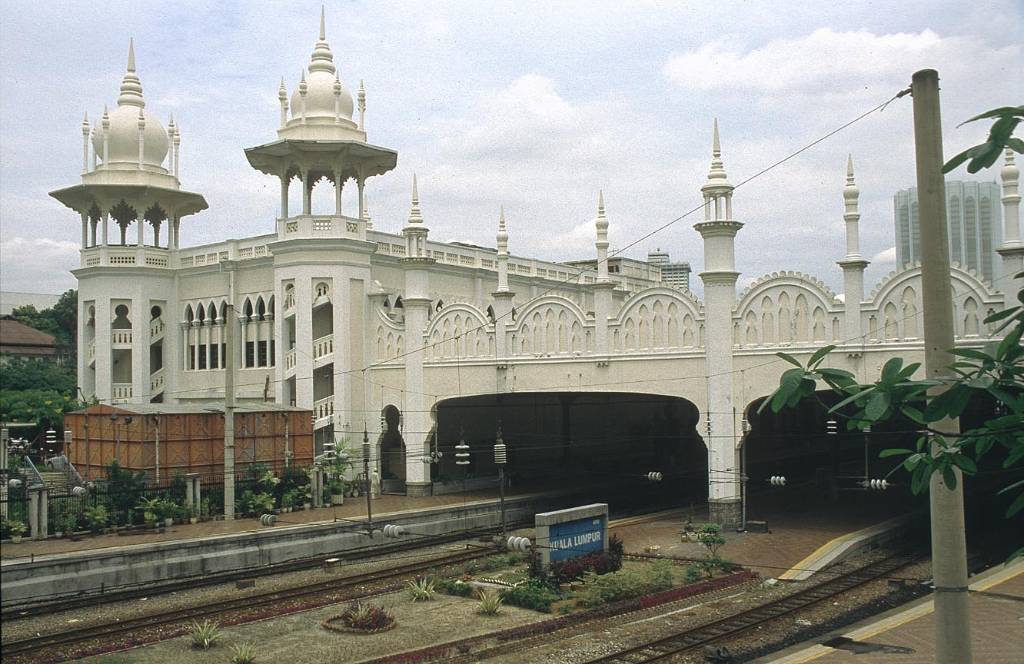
[577,561,675,608]
[406,576,437,602]
[548,550,622,585]
[436,577,474,597]
[83,505,109,532]
[476,552,527,572]
[230,642,257,664]
[501,579,561,613]
[189,620,220,649]
[476,589,503,615]
[683,563,702,583]
[335,601,395,632]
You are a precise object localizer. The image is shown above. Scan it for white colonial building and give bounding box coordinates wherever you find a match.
[51,15,1024,522]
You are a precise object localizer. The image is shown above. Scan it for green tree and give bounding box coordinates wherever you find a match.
[0,356,76,394]
[11,289,78,356]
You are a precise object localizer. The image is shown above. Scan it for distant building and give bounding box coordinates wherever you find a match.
[0,317,59,362]
[0,291,61,316]
[894,181,1003,282]
[647,249,692,290]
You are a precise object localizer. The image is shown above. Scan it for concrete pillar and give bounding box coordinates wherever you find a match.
[302,173,311,215]
[28,489,40,539]
[131,297,150,403]
[593,283,613,354]
[294,276,314,409]
[332,273,350,433]
[998,149,1024,308]
[95,298,112,402]
[280,175,290,219]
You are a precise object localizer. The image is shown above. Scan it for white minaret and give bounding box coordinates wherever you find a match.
[401,175,434,496]
[493,206,515,360]
[358,80,366,131]
[694,119,743,527]
[593,192,614,355]
[838,155,869,341]
[278,77,289,128]
[998,149,1024,309]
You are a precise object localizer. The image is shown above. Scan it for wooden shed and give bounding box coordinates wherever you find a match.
[64,403,313,483]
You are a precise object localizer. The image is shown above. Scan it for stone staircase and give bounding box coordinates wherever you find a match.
[37,470,71,494]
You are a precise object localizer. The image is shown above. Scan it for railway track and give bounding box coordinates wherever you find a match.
[1,546,491,659]
[581,550,921,664]
[1,522,525,620]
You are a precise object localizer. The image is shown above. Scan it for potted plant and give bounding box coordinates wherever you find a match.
[7,520,27,543]
[328,478,346,506]
[64,514,79,539]
[280,492,294,513]
[136,497,162,528]
[199,496,212,521]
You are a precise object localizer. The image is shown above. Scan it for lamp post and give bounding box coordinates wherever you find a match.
[493,423,507,540]
[363,425,373,535]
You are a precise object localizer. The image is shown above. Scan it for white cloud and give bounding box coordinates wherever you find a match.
[0,237,79,293]
[873,246,897,263]
[663,29,1018,98]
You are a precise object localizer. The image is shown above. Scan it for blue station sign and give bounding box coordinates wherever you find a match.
[547,516,607,562]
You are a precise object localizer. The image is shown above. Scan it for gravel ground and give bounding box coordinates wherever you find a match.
[1,539,486,645]
[74,589,549,664]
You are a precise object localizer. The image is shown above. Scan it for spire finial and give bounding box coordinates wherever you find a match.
[712,118,720,157]
[407,174,424,225]
[598,189,605,216]
[499,205,506,232]
[308,7,336,74]
[846,154,855,182]
[319,5,326,40]
[705,118,729,184]
[117,39,145,107]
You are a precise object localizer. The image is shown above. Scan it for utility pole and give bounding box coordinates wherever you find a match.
[363,425,373,535]
[911,68,972,664]
[223,300,236,520]
[494,423,507,540]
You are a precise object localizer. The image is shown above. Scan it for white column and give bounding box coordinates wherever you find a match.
[302,173,311,215]
[331,272,350,433]
[294,276,314,409]
[998,150,1024,308]
[102,213,110,246]
[280,176,290,218]
[357,177,365,221]
[132,297,149,403]
[172,216,180,250]
[94,299,112,402]
[136,218,144,246]
[334,173,343,216]
[80,212,88,249]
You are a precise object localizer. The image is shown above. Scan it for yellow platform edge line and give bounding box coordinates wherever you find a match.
[778,516,909,581]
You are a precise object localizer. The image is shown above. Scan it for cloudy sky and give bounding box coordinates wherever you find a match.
[1,0,1021,296]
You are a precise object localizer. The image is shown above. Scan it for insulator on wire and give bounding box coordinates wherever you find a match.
[494,441,507,465]
[866,478,889,490]
[507,535,532,552]
[455,438,470,466]
[768,475,787,486]
[826,419,838,435]
[383,524,406,538]
[646,471,663,482]
[72,485,88,497]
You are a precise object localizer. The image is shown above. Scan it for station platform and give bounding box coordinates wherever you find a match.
[764,559,1024,663]
[609,490,910,579]
[0,490,506,561]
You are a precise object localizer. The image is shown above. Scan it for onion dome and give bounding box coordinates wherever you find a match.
[91,40,168,169]
[289,8,354,125]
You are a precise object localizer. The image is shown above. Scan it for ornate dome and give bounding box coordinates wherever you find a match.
[288,11,355,125]
[91,40,168,169]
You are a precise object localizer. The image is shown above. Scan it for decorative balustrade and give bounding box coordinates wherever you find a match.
[284,348,296,372]
[111,383,132,402]
[313,334,334,361]
[313,397,334,424]
[111,329,133,346]
[279,215,363,240]
[176,238,273,268]
[80,246,171,268]
[150,316,165,339]
[150,368,165,393]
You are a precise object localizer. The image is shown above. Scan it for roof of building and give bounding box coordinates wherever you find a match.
[68,402,310,416]
[0,317,58,356]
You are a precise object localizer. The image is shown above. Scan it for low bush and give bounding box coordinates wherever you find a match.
[683,563,702,583]
[476,589,503,615]
[577,560,675,608]
[405,576,437,602]
[230,642,257,664]
[436,577,475,597]
[335,601,395,632]
[547,550,622,585]
[501,579,562,613]
[189,620,220,649]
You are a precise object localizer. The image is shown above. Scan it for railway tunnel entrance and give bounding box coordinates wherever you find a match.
[430,392,708,503]
[742,390,914,503]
